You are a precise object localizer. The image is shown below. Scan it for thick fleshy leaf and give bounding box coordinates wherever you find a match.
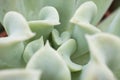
[28,6,60,41]
[0,11,35,68]
[86,33,120,80]
[80,61,116,80]
[0,69,41,80]
[70,1,97,24]
[3,11,35,40]
[71,53,90,80]
[52,29,71,49]
[26,41,71,80]
[74,0,113,25]
[37,6,60,25]
[70,1,101,64]
[57,39,82,72]
[23,37,44,63]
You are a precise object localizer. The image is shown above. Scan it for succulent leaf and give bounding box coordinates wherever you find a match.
[28,6,60,41]
[70,1,101,65]
[0,11,35,68]
[26,41,71,80]
[74,0,113,25]
[23,36,44,63]
[0,0,119,80]
[3,11,35,40]
[57,39,82,72]
[86,33,120,80]
[52,29,71,48]
[80,61,116,80]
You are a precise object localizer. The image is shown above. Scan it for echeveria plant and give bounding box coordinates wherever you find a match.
[0,0,120,80]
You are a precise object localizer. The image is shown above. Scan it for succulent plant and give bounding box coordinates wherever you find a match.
[0,0,120,80]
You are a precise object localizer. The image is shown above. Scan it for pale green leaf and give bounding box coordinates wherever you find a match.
[23,37,44,63]
[74,0,113,25]
[0,11,35,68]
[26,41,71,80]
[28,6,60,41]
[80,61,116,80]
[3,11,35,40]
[86,33,120,80]
[52,29,71,49]
[57,39,82,72]
[70,1,101,64]
[70,1,97,24]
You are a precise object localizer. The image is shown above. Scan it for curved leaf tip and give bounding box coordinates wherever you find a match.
[70,1,97,24]
[38,6,60,25]
[57,39,82,72]
[3,11,35,41]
